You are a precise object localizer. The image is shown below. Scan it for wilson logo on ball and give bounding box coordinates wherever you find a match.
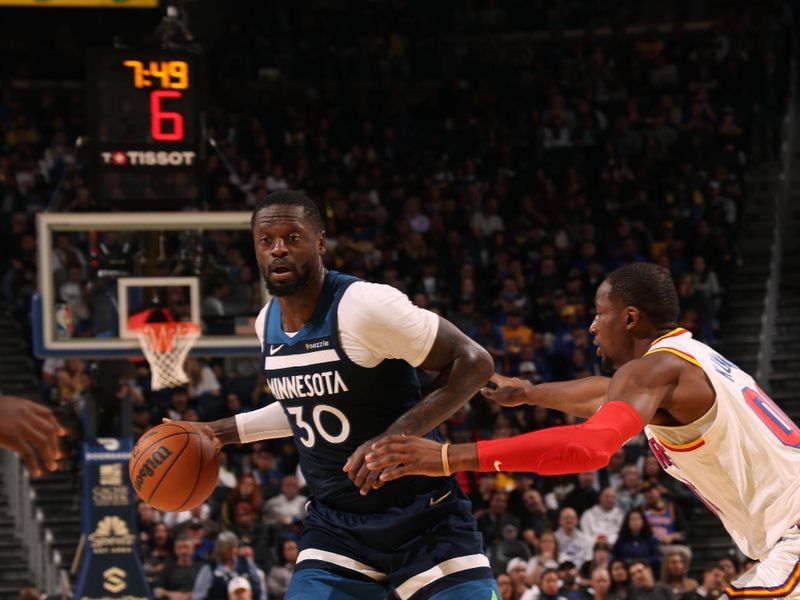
[134,446,174,491]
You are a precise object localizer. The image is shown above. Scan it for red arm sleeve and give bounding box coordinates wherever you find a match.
[476,401,644,474]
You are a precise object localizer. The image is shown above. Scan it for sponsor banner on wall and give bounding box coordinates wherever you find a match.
[74,438,151,600]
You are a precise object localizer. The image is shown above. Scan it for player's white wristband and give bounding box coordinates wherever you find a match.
[235,401,293,443]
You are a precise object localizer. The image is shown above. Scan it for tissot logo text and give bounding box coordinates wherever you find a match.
[133,445,173,491]
[101,150,196,166]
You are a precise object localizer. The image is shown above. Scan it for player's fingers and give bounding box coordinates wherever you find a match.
[353,460,372,489]
[24,419,61,471]
[379,466,409,482]
[370,435,406,449]
[365,441,407,461]
[17,441,43,477]
[360,468,381,495]
[365,452,402,471]
[480,387,496,398]
[40,429,62,471]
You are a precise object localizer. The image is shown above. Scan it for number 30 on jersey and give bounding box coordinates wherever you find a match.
[286,405,351,447]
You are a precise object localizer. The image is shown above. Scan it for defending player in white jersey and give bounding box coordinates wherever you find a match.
[366,262,800,599]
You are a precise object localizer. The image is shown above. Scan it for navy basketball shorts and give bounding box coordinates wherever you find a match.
[287,479,499,599]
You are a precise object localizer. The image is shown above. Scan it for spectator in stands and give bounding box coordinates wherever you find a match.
[680,564,725,600]
[599,450,626,491]
[248,447,282,500]
[580,540,612,582]
[690,256,722,315]
[227,576,252,600]
[192,531,265,600]
[131,404,152,441]
[628,560,673,600]
[581,486,625,545]
[582,567,617,600]
[265,537,298,600]
[642,484,690,559]
[555,507,594,567]
[609,559,631,600]
[660,550,697,597]
[507,557,533,599]
[185,518,215,564]
[170,504,218,539]
[641,455,691,508]
[229,501,274,572]
[136,501,161,553]
[527,530,566,586]
[537,568,570,600]
[219,473,263,530]
[143,522,173,583]
[165,387,191,422]
[186,358,223,419]
[563,472,600,517]
[153,534,202,599]
[478,490,521,550]
[558,560,585,600]
[519,488,551,548]
[617,465,645,512]
[716,557,740,586]
[237,545,267,597]
[613,510,661,572]
[262,474,307,532]
[489,523,532,574]
[496,572,516,600]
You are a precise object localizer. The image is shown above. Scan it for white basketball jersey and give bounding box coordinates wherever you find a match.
[643,328,800,559]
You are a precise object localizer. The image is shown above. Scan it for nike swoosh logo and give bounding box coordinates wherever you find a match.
[493,460,503,472]
[269,344,285,355]
[429,491,452,506]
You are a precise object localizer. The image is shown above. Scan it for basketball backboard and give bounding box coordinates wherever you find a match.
[33,211,267,358]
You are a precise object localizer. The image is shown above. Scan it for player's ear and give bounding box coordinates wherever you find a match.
[318,229,326,255]
[625,307,639,330]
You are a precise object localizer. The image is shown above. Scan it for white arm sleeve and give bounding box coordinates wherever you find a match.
[235,402,293,443]
[338,281,439,368]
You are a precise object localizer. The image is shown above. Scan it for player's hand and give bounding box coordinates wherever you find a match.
[365,435,445,479]
[0,396,66,477]
[480,373,533,407]
[343,436,391,496]
[162,418,222,455]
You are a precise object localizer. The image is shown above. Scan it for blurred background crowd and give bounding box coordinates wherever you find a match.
[0,0,794,598]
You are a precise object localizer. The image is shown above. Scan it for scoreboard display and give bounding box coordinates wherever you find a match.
[87,48,205,207]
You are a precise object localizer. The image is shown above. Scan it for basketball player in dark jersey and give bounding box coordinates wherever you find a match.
[193,190,500,599]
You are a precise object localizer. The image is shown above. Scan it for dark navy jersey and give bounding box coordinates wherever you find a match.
[260,271,446,513]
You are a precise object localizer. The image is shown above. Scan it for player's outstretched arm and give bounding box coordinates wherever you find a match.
[344,317,494,494]
[0,395,65,477]
[164,400,292,450]
[482,373,611,418]
[366,357,675,478]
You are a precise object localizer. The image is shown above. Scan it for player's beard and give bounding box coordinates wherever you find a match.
[263,264,313,297]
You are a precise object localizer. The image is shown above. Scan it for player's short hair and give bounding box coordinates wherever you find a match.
[250,189,324,232]
[605,263,679,328]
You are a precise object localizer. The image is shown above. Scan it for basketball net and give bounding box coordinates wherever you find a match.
[135,322,201,390]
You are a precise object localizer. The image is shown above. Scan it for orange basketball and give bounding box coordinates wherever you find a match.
[128,422,219,512]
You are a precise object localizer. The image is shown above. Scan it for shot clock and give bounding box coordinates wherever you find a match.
[87,49,206,207]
